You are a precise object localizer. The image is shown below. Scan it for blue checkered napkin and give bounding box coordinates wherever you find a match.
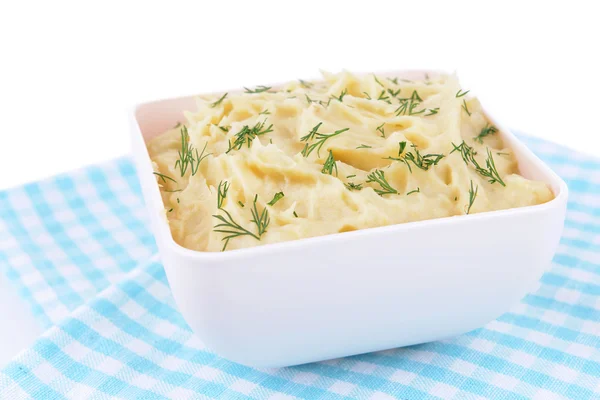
[1,136,599,399]
[0,159,156,328]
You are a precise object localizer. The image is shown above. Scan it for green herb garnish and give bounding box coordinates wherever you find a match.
[174,126,211,177]
[321,150,338,176]
[293,211,299,217]
[376,123,386,138]
[456,89,470,98]
[466,180,478,214]
[377,90,391,104]
[373,75,385,87]
[345,182,363,191]
[227,121,274,153]
[395,90,425,116]
[259,109,271,115]
[474,124,498,143]
[238,201,244,208]
[210,93,228,107]
[388,77,399,85]
[387,88,401,98]
[213,194,269,251]
[386,142,443,172]
[301,126,349,157]
[219,126,230,132]
[346,174,356,178]
[332,88,348,102]
[356,144,372,149]
[366,169,397,196]
[267,192,285,206]
[250,194,270,237]
[153,172,176,184]
[461,99,471,116]
[451,141,505,186]
[425,108,439,116]
[362,92,372,100]
[244,85,271,93]
[407,188,420,195]
[217,180,230,209]
[299,79,313,88]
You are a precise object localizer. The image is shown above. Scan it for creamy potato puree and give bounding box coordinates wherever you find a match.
[148,71,553,252]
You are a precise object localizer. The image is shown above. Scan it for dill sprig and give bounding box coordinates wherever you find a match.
[376,123,386,138]
[250,194,270,237]
[451,141,505,186]
[466,180,478,214]
[332,88,348,102]
[299,79,313,88]
[259,109,271,115]
[174,126,211,177]
[210,93,228,107]
[395,90,425,116]
[356,144,372,149]
[153,172,176,184]
[387,88,401,98]
[377,90,392,104]
[386,142,443,172]
[301,126,349,157]
[212,194,269,251]
[346,174,356,178]
[407,187,420,195]
[227,121,274,153]
[267,192,285,206]
[293,211,299,217]
[373,75,385,87]
[425,108,439,116]
[244,85,271,93]
[366,170,398,196]
[345,182,363,191]
[321,150,338,176]
[474,124,498,143]
[388,77,399,85]
[362,92,372,100]
[238,201,244,208]
[217,180,230,209]
[461,99,471,116]
[219,126,230,132]
[456,89,470,98]
[213,209,258,251]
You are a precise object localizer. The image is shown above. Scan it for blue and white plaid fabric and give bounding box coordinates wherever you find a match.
[0,136,598,399]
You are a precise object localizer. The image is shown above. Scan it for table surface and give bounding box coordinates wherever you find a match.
[1,1,598,369]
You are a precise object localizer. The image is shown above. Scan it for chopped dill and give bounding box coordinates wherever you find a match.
[217,180,230,209]
[168,208,173,212]
[388,77,399,85]
[377,90,392,104]
[321,150,338,176]
[461,99,471,116]
[345,182,363,191]
[250,194,270,237]
[301,126,349,157]
[332,88,348,102]
[219,126,230,132]
[238,201,244,208]
[466,180,478,214]
[386,142,443,172]
[259,109,271,115]
[244,85,271,93]
[267,192,285,206]
[407,188,420,195]
[366,170,398,196]
[451,141,505,186]
[174,126,211,176]
[373,75,385,87]
[293,211,299,218]
[356,144,372,149]
[425,108,439,116]
[474,124,498,143]
[212,194,269,251]
[376,123,386,138]
[456,89,470,98]
[387,88,401,98]
[153,172,176,184]
[299,79,313,88]
[346,174,356,178]
[396,90,425,116]
[227,120,274,153]
[362,92,372,100]
[210,93,228,107]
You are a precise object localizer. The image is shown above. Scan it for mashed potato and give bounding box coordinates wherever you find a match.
[147,71,553,252]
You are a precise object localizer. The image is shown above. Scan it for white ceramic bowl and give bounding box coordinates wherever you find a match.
[130,71,568,368]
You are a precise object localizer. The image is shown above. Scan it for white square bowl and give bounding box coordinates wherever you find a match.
[130,71,568,368]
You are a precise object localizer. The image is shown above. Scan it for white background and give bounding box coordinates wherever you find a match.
[0,1,598,365]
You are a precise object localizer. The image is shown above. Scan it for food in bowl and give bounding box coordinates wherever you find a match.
[147,71,553,252]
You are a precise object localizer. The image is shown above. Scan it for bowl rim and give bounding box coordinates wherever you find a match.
[131,70,569,262]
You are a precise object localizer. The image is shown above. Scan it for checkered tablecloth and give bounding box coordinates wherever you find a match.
[0,136,598,399]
